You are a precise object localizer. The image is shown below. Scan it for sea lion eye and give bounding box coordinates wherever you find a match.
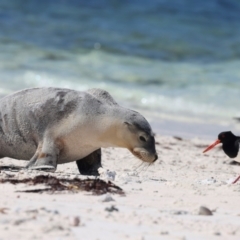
[139,136,146,142]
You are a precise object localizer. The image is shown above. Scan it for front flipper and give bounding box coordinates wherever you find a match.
[76,149,102,176]
[26,153,57,172]
[30,153,57,172]
[26,142,58,172]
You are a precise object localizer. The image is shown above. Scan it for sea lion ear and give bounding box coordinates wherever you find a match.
[124,122,135,132]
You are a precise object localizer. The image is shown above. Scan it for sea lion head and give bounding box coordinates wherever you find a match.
[118,110,158,163]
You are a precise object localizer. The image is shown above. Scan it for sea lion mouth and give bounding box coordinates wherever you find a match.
[131,148,156,163]
[131,150,144,161]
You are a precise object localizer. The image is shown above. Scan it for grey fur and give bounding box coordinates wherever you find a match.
[0,87,157,173]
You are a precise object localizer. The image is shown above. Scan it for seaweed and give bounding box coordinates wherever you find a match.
[0,175,125,195]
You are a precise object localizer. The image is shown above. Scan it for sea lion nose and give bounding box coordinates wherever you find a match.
[153,154,158,162]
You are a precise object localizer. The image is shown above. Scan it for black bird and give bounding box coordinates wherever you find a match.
[203,131,240,184]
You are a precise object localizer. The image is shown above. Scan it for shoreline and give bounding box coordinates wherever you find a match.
[149,117,240,140]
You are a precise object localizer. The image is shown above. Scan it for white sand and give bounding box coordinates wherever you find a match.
[1,135,240,240]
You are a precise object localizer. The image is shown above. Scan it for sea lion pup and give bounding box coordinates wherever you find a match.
[0,87,158,175]
[75,88,119,175]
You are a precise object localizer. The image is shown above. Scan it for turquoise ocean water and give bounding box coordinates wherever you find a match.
[1,0,240,137]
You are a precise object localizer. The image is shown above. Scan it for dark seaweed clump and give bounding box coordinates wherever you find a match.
[0,175,124,195]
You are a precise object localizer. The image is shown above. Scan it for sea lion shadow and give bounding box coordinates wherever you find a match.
[0,148,102,175]
[0,165,24,172]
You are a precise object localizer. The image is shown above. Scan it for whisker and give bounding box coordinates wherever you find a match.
[136,162,149,174]
[143,163,151,172]
[133,161,144,172]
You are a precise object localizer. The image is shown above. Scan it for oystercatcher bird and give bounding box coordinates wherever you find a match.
[203,131,240,184]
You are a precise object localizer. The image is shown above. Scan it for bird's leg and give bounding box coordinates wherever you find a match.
[232,175,240,184]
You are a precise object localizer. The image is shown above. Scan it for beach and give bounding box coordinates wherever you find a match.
[1,1,240,239]
[1,134,240,240]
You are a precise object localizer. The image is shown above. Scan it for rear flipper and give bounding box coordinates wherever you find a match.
[76,149,102,176]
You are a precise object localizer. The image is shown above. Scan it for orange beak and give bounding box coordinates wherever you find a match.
[203,139,221,153]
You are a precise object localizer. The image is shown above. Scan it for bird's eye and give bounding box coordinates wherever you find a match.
[222,134,225,138]
[139,136,146,142]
